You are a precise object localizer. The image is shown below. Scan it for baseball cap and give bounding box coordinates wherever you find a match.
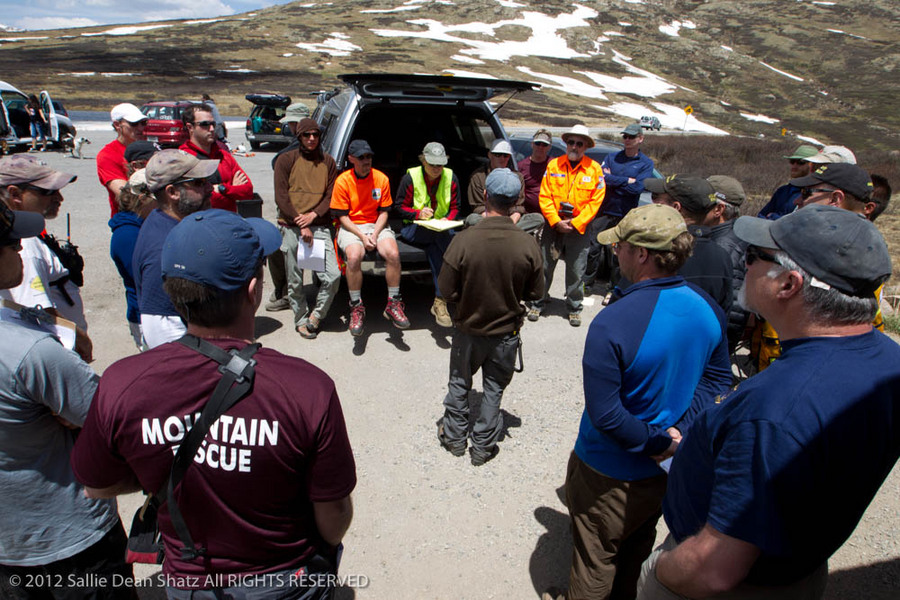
[644,174,717,212]
[533,130,552,144]
[0,155,76,190]
[783,144,819,160]
[280,103,310,124]
[110,103,147,124]
[0,203,44,246]
[490,139,513,155]
[145,149,219,193]
[422,142,448,166]
[124,140,160,163]
[128,168,148,190]
[485,168,521,203]
[806,145,857,165]
[561,124,595,148]
[596,203,687,251]
[621,123,642,136]
[734,204,890,297]
[707,175,746,207]
[162,209,282,292]
[348,140,374,157]
[789,163,873,200]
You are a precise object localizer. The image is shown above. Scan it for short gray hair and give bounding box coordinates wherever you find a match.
[774,251,877,325]
[720,202,740,221]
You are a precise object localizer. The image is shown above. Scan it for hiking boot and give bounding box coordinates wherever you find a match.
[470,446,499,467]
[297,315,320,339]
[437,421,466,457]
[265,294,290,312]
[568,312,582,327]
[431,297,452,328]
[526,306,541,322]
[383,297,410,329]
[349,302,366,337]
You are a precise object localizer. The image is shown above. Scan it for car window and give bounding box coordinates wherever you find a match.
[142,106,158,119]
[158,106,174,120]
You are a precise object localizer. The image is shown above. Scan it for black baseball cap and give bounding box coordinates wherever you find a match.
[645,175,717,212]
[790,163,873,200]
[348,140,374,158]
[124,140,160,163]
[0,203,44,246]
[733,204,891,297]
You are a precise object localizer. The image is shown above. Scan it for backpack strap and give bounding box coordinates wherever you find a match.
[155,334,260,561]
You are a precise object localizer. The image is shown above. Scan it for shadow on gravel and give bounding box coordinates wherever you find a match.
[529,503,572,597]
[254,315,283,338]
[825,557,900,599]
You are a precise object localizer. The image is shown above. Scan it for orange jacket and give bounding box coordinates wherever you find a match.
[538,155,605,234]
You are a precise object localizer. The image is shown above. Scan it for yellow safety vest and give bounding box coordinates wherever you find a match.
[408,166,451,219]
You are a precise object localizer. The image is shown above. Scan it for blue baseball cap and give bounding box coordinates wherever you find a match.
[485,167,521,203]
[162,209,281,291]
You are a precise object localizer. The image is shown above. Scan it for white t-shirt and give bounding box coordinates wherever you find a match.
[0,237,87,330]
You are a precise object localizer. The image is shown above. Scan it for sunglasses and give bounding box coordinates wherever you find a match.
[25,185,57,197]
[789,159,808,166]
[193,120,216,129]
[622,134,638,140]
[566,140,585,148]
[745,246,779,266]
[490,152,510,158]
[171,177,207,187]
[300,131,321,138]
[533,141,550,147]
[800,187,836,199]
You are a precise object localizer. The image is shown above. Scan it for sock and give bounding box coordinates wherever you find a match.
[388,287,400,300]
[349,290,361,304]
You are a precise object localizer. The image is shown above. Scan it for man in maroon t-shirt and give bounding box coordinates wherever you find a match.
[516,128,553,215]
[96,103,148,217]
[71,209,356,597]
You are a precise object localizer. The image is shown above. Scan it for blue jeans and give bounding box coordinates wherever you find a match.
[399,223,453,296]
[29,120,46,144]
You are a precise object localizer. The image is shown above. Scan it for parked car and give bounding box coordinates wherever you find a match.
[640,115,661,131]
[313,73,537,275]
[509,135,662,205]
[139,100,198,148]
[0,80,76,151]
[245,93,293,150]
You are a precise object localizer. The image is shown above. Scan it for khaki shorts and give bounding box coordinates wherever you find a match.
[337,223,396,252]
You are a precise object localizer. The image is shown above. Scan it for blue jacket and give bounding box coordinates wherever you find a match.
[132,209,180,318]
[109,211,143,324]
[599,150,655,217]
[576,276,732,481]
[757,183,799,220]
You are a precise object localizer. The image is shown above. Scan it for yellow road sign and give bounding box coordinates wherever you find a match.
[684,105,694,115]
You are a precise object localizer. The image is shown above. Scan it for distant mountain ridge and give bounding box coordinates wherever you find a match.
[0,0,896,149]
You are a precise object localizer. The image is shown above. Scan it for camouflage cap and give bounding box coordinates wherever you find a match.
[596,203,687,251]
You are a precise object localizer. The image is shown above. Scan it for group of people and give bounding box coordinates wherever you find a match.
[0,100,897,600]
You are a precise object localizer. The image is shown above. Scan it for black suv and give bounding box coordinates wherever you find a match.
[245,93,293,150]
[312,73,538,275]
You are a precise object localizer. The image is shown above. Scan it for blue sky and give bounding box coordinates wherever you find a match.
[0,0,297,31]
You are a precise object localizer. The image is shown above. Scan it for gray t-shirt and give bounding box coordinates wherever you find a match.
[0,321,118,566]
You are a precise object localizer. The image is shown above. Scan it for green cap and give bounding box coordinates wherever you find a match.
[596,203,687,251]
[783,144,819,160]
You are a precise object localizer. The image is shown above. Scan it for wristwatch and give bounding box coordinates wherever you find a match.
[217,184,226,194]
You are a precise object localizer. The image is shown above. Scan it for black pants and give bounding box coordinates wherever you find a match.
[0,522,136,600]
[583,214,621,287]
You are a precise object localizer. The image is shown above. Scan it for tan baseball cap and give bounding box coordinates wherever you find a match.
[0,155,76,190]
[145,149,219,193]
[596,203,687,250]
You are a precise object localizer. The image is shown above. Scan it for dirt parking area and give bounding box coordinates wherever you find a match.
[29,126,900,599]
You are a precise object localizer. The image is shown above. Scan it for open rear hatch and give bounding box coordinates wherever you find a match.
[339,73,537,103]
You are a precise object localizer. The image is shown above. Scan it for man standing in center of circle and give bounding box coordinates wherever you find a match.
[532,124,606,327]
[274,118,340,340]
[331,140,409,337]
[436,168,543,466]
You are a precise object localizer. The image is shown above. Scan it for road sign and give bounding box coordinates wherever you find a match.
[684,105,693,115]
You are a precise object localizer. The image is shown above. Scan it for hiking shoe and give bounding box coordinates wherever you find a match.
[431,297,452,328]
[526,306,541,322]
[349,302,366,337]
[296,324,318,339]
[541,587,567,600]
[568,312,582,327]
[437,421,466,457]
[470,446,498,467]
[383,297,410,329]
[265,295,290,312]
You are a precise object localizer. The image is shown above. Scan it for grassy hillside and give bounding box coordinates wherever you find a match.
[0,0,897,149]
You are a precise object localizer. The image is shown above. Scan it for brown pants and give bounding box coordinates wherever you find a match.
[565,452,667,600]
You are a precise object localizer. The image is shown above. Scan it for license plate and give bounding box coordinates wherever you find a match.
[147,136,158,142]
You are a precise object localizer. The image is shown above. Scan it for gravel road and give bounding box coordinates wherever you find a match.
[30,125,900,599]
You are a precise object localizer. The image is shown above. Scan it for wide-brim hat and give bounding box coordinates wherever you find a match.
[561,125,594,148]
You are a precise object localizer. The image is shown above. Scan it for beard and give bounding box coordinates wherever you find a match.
[177,192,211,217]
[737,282,754,313]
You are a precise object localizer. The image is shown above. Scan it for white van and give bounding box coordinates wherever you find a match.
[0,80,76,152]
